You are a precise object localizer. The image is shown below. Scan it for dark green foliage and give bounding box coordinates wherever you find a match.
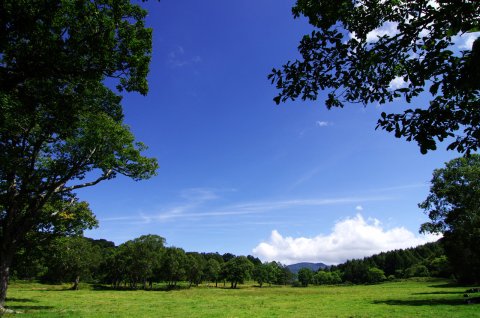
[204,258,222,287]
[277,263,295,286]
[247,255,262,266]
[270,0,480,154]
[42,236,102,290]
[404,264,430,278]
[222,253,236,263]
[186,252,206,287]
[120,235,165,289]
[341,259,370,284]
[428,256,452,278]
[222,256,254,288]
[297,268,314,287]
[252,263,268,287]
[420,155,480,283]
[334,242,446,284]
[0,0,158,307]
[161,247,188,287]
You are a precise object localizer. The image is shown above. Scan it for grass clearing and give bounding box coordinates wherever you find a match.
[4,278,480,317]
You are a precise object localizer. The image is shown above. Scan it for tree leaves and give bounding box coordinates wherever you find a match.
[271,0,480,154]
[419,155,480,283]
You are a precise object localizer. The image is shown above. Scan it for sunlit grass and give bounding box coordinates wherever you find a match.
[4,278,479,317]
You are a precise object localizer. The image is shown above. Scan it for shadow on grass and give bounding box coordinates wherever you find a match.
[413,291,465,295]
[6,305,54,311]
[6,297,37,303]
[91,284,191,292]
[428,282,464,288]
[373,298,466,306]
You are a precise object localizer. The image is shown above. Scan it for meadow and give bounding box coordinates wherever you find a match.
[4,278,479,317]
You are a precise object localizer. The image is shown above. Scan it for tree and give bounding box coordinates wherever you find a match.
[252,263,268,287]
[264,262,282,286]
[366,267,386,284]
[161,247,187,287]
[420,155,480,283]
[205,258,221,287]
[297,268,314,287]
[118,235,165,289]
[404,264,430,278]
[341,259,369,284]
[0,0,158,308]
[269,0,480,154]
[186,252,206,287]
[427,255,452,278]
[223,256,253,289]
[42,236,102,290]
[276,263,294,286]
[11,199,98,280]
[314,270,342,285]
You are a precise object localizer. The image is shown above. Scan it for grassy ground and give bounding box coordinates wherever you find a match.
[4,278,480,317]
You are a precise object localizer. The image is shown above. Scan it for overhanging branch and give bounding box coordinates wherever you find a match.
[55,169,113,193]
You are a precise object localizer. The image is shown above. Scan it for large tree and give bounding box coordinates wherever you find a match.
[42,236,102,290]
[270,0,480,154]
[0,0,158,309]
[117,235,165,289]
[420,155,480,283]
[222,256,253,289]
[161,247,187,287]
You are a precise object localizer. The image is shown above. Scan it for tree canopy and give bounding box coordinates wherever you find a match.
[0,0,158,309]
[420,154,480,283]
[269,0,480,154]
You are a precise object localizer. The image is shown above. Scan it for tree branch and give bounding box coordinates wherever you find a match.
[55,169,113,193]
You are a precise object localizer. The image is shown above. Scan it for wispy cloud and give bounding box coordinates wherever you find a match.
[100,193,392,224]
[253,214,441,265]
[168,46,202,68]
[316,121,332,127]
[290,166,323,189]
[299,120,333,138]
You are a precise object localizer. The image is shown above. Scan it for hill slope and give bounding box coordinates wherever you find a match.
[287,262,328,274]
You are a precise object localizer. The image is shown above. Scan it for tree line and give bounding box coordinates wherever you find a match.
[295,241,449,287]
[11,234,294,290]
[11,233,451,290]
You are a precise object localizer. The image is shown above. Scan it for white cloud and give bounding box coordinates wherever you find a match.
[355,205,363,211]
[349,22,399,43]
[366,22,399,43]
[453,32,480,50]
[388,76,409,90]
[252,214,440,265]
[316,121,331,127]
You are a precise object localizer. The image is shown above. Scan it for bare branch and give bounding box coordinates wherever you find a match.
[55,169,113,193]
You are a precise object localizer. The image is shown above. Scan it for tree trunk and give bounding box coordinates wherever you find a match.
[0,252,13,310]
[71,276,80,290]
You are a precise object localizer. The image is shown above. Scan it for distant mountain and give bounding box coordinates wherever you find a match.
[287,262,328,274]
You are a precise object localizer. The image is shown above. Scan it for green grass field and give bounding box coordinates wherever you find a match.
[4,278,479,317]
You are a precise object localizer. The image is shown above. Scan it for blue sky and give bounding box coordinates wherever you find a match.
[77,0,470,264]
